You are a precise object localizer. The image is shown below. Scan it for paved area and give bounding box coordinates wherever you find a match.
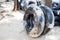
[0,11,60,40]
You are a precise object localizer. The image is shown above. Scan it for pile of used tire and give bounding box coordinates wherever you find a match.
[52,2,60,26]
[19,0,54,38]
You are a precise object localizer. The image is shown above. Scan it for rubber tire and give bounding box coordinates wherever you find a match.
[40,5,54,35]
[23,6,45,38]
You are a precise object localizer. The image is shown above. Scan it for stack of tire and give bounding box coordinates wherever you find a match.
[53,10,60,26]
[52,2,60,26]
[19,0,54,38]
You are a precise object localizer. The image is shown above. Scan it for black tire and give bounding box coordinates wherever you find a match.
[54,22,60,26]
[55,16,60,22]
[19,0,23,10]
[19,0,26,11]
[23,5,45,38]
[40,5,54,35]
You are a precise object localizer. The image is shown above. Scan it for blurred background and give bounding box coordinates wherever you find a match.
[0,0,60,40]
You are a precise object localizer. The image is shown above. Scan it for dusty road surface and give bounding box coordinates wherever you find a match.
[0,11,60,40]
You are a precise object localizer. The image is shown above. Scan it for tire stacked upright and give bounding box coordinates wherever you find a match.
[40,5,54,35]
[19,0,55,38]
[52,2,60,26]
[23,5,54,38]
[23,4,45,37]
[53,10,60,26]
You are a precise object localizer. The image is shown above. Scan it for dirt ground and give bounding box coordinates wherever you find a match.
[0,11,60,40]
